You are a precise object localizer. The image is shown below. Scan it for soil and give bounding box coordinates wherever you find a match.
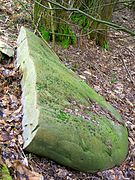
[0,0,135,179]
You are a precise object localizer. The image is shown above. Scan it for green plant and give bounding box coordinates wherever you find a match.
[102,41,110,50]
[39,23,76,48]
[56,24,77,48]
[72,13,90,32]
[123,0,134,8]
[2,164,12,180]
[57,111,70,121]
[39,26,50,41]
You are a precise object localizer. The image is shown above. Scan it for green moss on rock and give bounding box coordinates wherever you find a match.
[1,164,12,180]
[17,27,128,172]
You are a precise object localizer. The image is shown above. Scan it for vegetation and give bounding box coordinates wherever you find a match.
[34,0,77,48]
[1,164,12,180]
[33,0,135,48]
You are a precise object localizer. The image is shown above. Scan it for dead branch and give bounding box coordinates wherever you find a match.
[121,59,135,87]
[34,0,135,36]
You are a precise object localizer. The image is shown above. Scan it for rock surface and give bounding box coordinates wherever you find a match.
[0,40,14,57]
[17,27,128,172]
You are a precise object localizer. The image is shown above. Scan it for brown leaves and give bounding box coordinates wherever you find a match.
[0,49,44,180]
[1,130,10,142]
[13,160,44,180]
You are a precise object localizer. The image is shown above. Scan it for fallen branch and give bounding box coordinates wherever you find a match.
[35,0,135,36]
[121,59,135,87]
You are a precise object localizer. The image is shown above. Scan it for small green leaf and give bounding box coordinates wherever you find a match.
[102,41,110,50]
[39,26,50,41]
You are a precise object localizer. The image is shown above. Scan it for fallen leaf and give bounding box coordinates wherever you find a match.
[79,75,86,80]
[18,135,23,145]
[128,137,134,146]
[13,160,44,180]
[94,85,102,92]
[83,70,91,76]
[1,130,10,142]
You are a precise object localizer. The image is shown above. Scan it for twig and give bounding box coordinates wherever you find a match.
[34,27,57,56]
[48,2,55,50]
[34,12,43,34]
[48,28,106,37]
[15,0,33,18]
[35,28,51,48]
[109,34,132,39]
[121,59,135,87]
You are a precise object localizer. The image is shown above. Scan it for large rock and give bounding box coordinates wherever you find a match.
[17,27,128,172]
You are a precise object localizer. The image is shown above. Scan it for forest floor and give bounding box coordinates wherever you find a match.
[0,0,135,179]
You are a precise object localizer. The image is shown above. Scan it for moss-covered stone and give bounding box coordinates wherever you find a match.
[1,164,12,180]
[17,26,128,172]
